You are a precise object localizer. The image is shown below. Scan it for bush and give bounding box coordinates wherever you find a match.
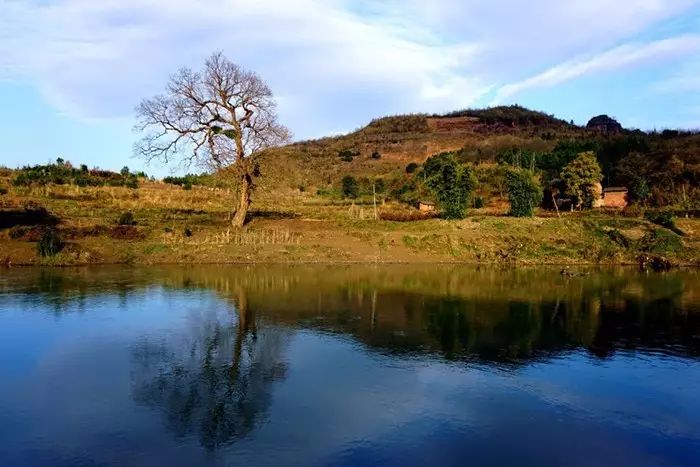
[37,229,63,257]
[473,196,485,209]
[645,210,684,236]
[405,162,419,174]
[505,168,542,217]
[162,173,220,188]
[183,227,193,237]
[183,182,193,191]
[118,211,135,226]
[124,177,139,189]
[12,162,138,188]
[371,151,382,160]
[374,178,386,194]
[639,229,683,255]
[629,177,650,204]
[0,186,7,195]
[341,175,359,199]
[338,149,357,162]
[424,153,477,219]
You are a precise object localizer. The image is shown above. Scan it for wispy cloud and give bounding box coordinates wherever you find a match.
[1,0,700,138]
[492,35,700,104]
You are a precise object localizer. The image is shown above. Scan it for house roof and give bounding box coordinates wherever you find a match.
[603,187,628,193]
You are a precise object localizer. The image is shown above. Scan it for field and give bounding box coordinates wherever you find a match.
[1,178,698,267]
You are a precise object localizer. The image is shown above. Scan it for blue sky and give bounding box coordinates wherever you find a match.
[1,0,700,176]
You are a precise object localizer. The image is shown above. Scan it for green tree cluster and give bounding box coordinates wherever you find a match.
[561,151,603,209]
[424,153,477,219]
[13,159,139,189]
[505,168,542,217]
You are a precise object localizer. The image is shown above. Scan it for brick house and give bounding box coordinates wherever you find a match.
[602,187,628,208]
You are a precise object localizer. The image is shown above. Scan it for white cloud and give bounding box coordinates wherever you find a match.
[492,35,700,104]
[1,0,700,138]
[0,0,491,133]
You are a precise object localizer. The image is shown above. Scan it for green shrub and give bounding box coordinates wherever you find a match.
[12,162,138,188]
[424,153,477,219]
[341,175,359,199]
[124,177,139,189]
[183,227,193,237]
[183,182,193,191]
[338,149,357,162]
[162,173,221,188]
[505,168,542,217]
[37,229,63,257]
[645,210,684,236]
[629,177,650,204]
[0,186,7,195]
[405,162,419,174]
[374,178,386,194]
[639,229,683,254]
[371,151,382,160]
[473,196,485,209]
[118,211,135,226]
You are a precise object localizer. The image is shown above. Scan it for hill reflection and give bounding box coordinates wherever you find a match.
[2,265,698,363]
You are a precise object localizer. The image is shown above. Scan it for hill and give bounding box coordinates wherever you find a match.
[259,106,575,190]
[257,105,700,209]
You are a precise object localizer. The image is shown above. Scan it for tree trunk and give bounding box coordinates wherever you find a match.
[232,173,252,228]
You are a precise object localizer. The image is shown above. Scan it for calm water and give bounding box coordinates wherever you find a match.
[1,266,699,467]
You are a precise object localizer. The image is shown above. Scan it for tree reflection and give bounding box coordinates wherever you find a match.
[130,291,289,450]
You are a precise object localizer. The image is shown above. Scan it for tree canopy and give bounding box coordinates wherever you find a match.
[505,168,542,217]
[424,153,477,219]
[561,151,603,209]
[135,52,290,227]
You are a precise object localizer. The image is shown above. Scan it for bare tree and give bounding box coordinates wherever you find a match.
[134,52,290,227]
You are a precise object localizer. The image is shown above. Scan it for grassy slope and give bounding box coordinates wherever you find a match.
[1,180,698,266]
[256,108,582,195]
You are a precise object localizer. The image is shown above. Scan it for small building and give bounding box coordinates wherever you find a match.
[418,201,436,212]
[602,187,628,208]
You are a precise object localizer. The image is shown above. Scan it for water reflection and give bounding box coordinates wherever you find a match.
[131,291,289,450]
[2,265,699,363]
[1,265,699,466]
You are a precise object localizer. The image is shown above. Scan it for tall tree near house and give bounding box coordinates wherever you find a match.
[134,52,290,227]
[561,151,603,210]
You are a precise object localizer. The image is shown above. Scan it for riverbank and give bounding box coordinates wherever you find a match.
[1,182,699,267]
